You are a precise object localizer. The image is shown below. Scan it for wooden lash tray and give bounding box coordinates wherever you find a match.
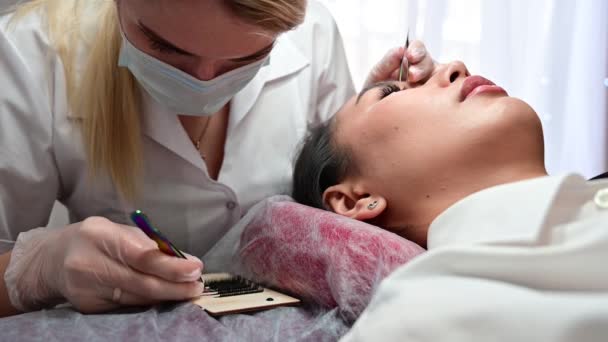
[192,273,301,316]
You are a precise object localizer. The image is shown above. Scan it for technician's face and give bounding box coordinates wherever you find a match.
[118,0,276,80]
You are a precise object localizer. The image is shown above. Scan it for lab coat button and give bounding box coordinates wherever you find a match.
[226,201,237,210]
[594,188,608,209]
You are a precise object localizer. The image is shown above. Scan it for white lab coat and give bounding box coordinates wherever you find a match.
[0,1,355,256]
[342,174,608,341]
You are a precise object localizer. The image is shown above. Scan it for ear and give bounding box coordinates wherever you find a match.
[323,184,387,221]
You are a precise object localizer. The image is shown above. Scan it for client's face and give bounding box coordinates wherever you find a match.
[327,61,545,246]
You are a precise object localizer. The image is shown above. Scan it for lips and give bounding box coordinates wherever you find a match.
[460,75,507,101]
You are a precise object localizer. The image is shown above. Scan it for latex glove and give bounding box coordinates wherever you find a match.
[4,217,204,313]
[364,40,438,88]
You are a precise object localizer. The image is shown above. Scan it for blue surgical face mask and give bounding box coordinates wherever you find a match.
[118,31,270,116]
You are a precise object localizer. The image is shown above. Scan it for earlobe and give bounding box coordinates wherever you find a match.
[323,185,387,221]
[352,197,386,221]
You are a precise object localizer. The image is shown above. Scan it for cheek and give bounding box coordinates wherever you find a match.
[351,91,461,177]
[372,103,472,177]
[378,95,460,151]
[382,90,453,128]
[472,98,544,158]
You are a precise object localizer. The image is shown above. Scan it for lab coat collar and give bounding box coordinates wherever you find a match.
[141,90,207,172]
[141,34,309,172]
[427,174,589,249]
[229,34,310,130]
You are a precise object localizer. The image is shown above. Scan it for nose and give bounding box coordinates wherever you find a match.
[433,61,470,87]
[191,60,221,81]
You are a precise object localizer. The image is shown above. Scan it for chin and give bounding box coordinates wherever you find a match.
[489,96,545,162]
[490,96,541,127]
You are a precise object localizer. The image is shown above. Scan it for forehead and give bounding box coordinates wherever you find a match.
[124,0,276,58]
[334,97,362,136]
[334,94,384,146]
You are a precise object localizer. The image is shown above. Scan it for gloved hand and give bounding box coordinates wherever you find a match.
[4,217,204,313]
[364,40,438,88]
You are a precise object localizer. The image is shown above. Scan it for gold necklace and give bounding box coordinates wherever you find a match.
[193,117,212,160]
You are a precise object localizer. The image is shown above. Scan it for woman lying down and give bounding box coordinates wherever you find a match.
[292,61,608,341]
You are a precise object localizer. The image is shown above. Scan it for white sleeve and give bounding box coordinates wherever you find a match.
[342,274,608,342]
[309,2,355,124]
[342,243,608,342]
[0,23,60,240]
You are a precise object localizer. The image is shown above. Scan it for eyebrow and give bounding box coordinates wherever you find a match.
[138,21,195,56]
[138,21,275,62]
[231,42,275,63]
[356,81,398,104]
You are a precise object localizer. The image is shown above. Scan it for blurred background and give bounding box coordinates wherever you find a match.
[318,0,608,178]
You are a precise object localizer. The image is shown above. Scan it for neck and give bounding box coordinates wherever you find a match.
[431,162,548,215]
[468,162,549,190]
[387,162,548,247]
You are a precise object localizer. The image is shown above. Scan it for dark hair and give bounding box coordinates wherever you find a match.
[292,118,355,209]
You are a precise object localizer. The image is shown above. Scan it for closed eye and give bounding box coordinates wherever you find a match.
[356,81,407,105]
[379,83,404,100]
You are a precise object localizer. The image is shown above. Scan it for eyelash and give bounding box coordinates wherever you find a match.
[146,35,268,64]
[380,84,403,99]
[137,26,182,55]
[148,38,181,55]
[139,26,272,63]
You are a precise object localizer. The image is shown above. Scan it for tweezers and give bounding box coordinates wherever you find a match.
[398,29,410,82]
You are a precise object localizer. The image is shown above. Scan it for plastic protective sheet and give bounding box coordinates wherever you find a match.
[230,196,426,322]
[0,303,349,341]
[0,197,424,341]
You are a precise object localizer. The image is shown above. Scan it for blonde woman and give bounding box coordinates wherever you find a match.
[0,0,437,316]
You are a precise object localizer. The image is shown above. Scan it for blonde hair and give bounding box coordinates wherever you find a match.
[12,0,307,202]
